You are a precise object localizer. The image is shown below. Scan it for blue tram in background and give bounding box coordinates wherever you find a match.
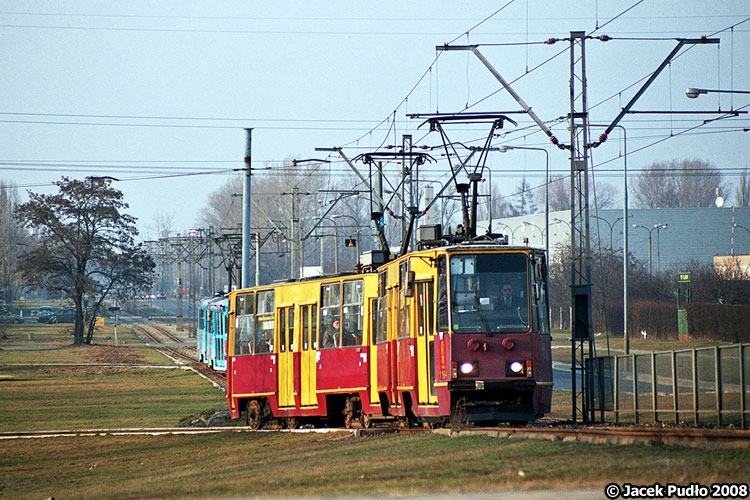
[197,295,229,371]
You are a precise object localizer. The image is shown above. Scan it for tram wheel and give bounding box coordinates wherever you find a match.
[360,413,372,429]
[286,417,300,429]
[246,400,264,430]
[343,411,354,429]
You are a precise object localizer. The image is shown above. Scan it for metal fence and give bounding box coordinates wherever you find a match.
[587,343,749,428]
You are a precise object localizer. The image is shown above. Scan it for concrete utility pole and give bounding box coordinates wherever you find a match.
[242,128,253,288]
[283,186,304,279]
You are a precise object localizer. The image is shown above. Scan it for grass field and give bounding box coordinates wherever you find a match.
[0,322,748,499]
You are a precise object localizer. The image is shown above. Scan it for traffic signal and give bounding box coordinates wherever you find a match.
[345,238,356,248]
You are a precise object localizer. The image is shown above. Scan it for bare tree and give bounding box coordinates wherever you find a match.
[0,181,29,305]
[478,183,515,221]
[534,175,618,211]
[199,160,333,282]
[630,159,726,208]
[150,212,176,239]
[733,168,750,207]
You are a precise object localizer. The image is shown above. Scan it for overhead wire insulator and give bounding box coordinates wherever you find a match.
[598,35,612,42]
[545,38,558,45]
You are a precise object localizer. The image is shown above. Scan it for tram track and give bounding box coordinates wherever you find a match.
[1,423,747,448]
[452,424,750,448]
[131,322,226,390]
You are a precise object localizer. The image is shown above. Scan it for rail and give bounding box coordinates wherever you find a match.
[587,343,749,428]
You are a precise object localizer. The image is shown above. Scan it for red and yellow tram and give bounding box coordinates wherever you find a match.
[226,236,553,429]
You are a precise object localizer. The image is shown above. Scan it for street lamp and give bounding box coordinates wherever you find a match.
[733,224,750,254]
[498,146,550,257]
[553,217,571,230]
[522,221,544,243]
[511,225,527,245]
[591,215,616,250]
[632,225,653,276]
[654,223,668,275]
[686,88,750,98]
[591,215,629,250]
[494,221,513,240]
[632,224,668,276]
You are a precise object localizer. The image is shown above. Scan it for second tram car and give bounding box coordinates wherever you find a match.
[197,295,229,371]
[225,236,552,428]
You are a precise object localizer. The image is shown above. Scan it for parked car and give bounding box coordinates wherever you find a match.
[37,308,76,324]
[0,310,24,324]
[35,306,56,323]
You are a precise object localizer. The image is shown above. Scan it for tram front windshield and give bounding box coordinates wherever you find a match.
[449,253,529,333]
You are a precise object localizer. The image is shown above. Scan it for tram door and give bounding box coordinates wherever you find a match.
[278,306,296,408]
[300,304,318,407]
[376,270,395,404]
[415,280,437,405]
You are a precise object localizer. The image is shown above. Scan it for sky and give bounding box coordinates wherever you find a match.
[1,1,748,241]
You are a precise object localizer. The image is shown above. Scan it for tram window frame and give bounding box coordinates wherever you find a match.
[234,292,255,356]
[341,279,364,347]
[533,253,551,334]
[279,308,286,353]
[436,255,449,331]
[415,280,433,337]
[375,295,388,344]
[319,282,341,349]
[302,305,310,351]
[278,306,295,353]
[375,270,388,344]
[398,261,410,339]
[370,298,378,345]
[288,307,295,351]
[311,304,318,350]
[254,290,275,354]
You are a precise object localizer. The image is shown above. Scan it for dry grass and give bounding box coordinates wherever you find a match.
[1,432,748,500]
[1,325,747,499]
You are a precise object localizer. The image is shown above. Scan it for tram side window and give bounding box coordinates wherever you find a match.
[278,307,294,352]
[370,298,378,344]
[436,255,449,331]
[302,305,310,350]
[311,304,318,349]
[375,295,388,344]
[533,254,550,333]
[375,271,387,344]
[288,308,295,351]
[255,290,275,354]
[199,310,205,331]
[234,292,254,355]
[398,262,410,339]
[279,308,286,353]
[342,280,363,346]
[320,283,341,349]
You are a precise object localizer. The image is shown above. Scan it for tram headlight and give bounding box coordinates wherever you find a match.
[505,360,526,377]
[455,361,478,377]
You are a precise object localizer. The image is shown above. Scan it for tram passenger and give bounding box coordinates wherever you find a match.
[322,318,340,348]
